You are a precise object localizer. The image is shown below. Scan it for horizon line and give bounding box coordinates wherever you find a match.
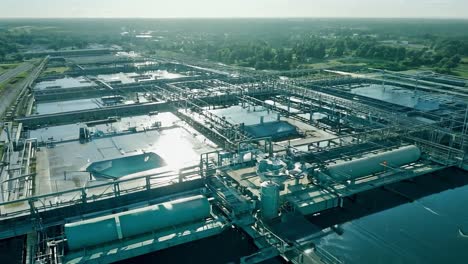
[1,16,468,20]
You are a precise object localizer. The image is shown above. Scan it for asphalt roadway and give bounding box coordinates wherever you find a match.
[0,62,34,117]
[0,63,33,84]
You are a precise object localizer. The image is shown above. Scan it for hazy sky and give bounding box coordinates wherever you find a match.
[1,0,467,19]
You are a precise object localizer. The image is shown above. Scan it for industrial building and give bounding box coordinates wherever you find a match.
[0,49,467,264]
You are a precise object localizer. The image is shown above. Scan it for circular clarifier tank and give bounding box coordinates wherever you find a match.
[86,152,166,179]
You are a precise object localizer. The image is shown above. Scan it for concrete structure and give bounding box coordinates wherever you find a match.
[0,50,466,264]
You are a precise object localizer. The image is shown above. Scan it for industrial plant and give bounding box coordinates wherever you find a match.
[0,48,467,264]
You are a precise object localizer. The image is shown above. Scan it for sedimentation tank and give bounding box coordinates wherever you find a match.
[321,145,421,181]
[65,195,211,250]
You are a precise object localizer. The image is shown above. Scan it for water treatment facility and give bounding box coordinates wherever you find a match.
[0,48,468,264]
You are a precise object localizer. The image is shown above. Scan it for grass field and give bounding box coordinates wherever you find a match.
[0,80,16,92]
[452,57,468,78]
[16,71,28,79]
[303,56,468,79]
[42,66,70,75]
[299,57,369,70]
[453,65,468,78]
[0,72,29,92]
[0,63,20,75]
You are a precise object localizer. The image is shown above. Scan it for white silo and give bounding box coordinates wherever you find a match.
[260,181,280,220]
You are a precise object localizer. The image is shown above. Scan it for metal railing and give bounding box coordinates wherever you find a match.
[0,168,197,218]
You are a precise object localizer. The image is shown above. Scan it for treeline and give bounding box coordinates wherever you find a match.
[155,35,468,73]
[1,19,468,75]
[0,30,89,61]
[0,22,122,62]
[0,33,19,61]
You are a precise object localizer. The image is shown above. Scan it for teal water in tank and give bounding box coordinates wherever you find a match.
[86,152,166,179]
[309,168,468,264]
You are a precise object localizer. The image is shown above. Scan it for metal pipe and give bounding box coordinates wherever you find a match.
[320,145,421,181]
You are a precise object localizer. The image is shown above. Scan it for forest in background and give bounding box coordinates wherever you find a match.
[1,18,468,75]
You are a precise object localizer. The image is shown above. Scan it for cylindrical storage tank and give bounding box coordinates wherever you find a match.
[261,181,280,220]
[65,195,211,250]
[64,215,120,251]
[324,145,421,181]
[119,195,210,238]
[257,159,269,173]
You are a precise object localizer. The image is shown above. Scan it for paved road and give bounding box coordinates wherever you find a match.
[0,77,27,117]
[0,63,33,84]
[0,62,38,118]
